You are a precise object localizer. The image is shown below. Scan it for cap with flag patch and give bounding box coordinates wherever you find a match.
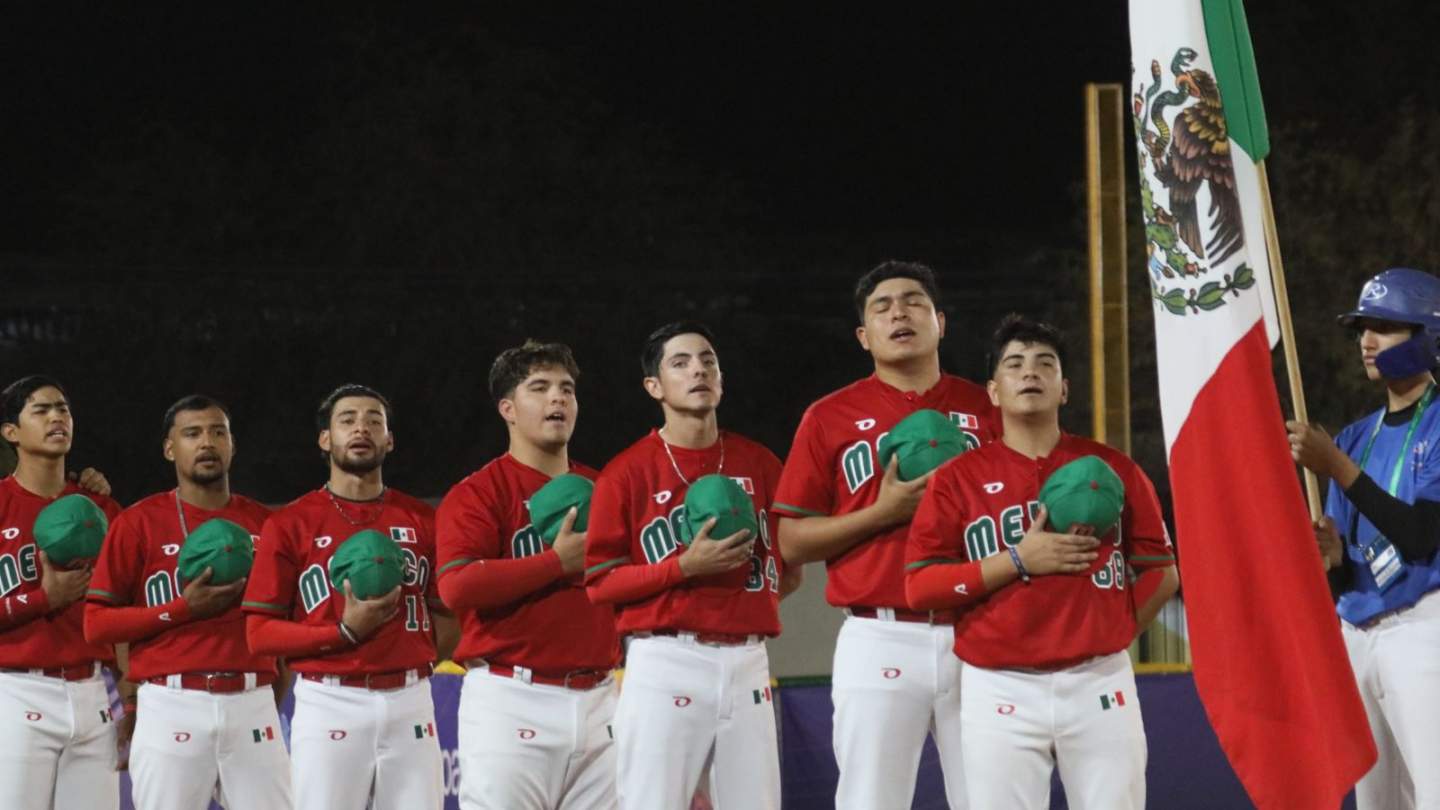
[1039,455,1125,535]
[681,474,759,547]
[327,529,404,600]
[33,494,108,567]
[877,409,973,482]
[177,518,255,587]
[527,473,594,546]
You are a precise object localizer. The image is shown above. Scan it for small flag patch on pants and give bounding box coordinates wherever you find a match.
[414,722,435,739]
[252,726,275,743]
[1099,691,1126,710]
[752,687,772,704]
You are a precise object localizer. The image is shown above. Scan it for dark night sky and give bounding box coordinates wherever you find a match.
[12,3,1429,254]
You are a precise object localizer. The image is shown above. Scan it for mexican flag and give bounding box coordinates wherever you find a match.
[1127,1,1376,807]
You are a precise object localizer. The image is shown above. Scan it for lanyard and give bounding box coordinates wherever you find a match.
[1357,384,1434,496]
[1350,384,1434,551]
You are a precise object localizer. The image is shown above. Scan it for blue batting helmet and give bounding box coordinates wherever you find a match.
[1338,268,1440,378]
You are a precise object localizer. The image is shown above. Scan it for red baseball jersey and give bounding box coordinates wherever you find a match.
[773,374,999,608]
[436,454,618,672]
[242,488,441,675]
[907,434,1175,669]
[585,430,783,637]
[0,476,122,668]
[87,490,276,680]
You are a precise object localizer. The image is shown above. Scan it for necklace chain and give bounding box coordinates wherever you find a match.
[657,428,724,487]
[325,485,387,526]
[174,489,192,537]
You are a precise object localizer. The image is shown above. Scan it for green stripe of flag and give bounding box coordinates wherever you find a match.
[1202,0,1269,160]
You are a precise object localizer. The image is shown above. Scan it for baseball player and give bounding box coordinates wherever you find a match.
[0,375,124,810]
[242,383,455,810]
[1287,268,1440,810]
[436,340,620,810]
[84,394,292,809]
[905,314,1178,810]
[585,321,799,810]
[772,261,998,809]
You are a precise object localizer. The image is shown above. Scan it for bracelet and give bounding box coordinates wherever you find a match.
[1008,546,1031,584]
[337,621,361,646]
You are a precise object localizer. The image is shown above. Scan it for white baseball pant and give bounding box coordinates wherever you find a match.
[457,668,617,810]
[1345,589,1440,810]
[830,615,965,810]
[615,634,780,810]
[129,678,291,810]
[959,650,1145,810]
[0,667,118,810]
[289,674,442,810]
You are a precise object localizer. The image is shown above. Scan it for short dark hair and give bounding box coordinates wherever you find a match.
[987,313,1067,376]
[488,340,581,404]
[853,260,943,323]
[641,321,718,378]
[1,375,68,431]
[162,394,231,439]
[316,384,393,432]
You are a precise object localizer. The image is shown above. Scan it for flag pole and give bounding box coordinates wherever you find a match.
[1254,160,1323,519]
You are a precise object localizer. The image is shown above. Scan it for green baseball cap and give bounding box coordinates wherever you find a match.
[681,474,759,547]
[527,473,594,546]
[328,529,404,600]
[34,494,108,567]
[1039,455,1126,535]
[877,409,973,482]
[177,518,254,587]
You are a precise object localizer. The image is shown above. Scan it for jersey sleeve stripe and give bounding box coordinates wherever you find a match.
[437,558,476,576]
[772,502,826,518]
[86,588,120,603]
[905,557,964,570]
[241,600,290,614]
[584,557,629,576]
[1130,555,1177,562]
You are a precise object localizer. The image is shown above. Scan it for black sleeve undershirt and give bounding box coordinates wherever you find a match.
[1343,472,1440,562]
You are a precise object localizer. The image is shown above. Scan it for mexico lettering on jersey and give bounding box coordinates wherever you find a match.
[87,491,276,680]
[773,374,999,608]
[436,455,618,672]
[907,434,1175,669]
[0,477,122,668]
[241,488,442,675]
[585,430,783,637]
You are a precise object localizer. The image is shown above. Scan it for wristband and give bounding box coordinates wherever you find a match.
[1008,546,1031,584]
[337,621,361,646]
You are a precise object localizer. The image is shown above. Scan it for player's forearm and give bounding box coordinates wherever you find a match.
[777,507,893,566]
[245,613,349,658]
[0,588,51,630]
[432,612,461,662]
[437,552,566,612]
[83,599,194,644]
[1132,565,1179,632]
[585,556,685,605]
[905,556,1017,609]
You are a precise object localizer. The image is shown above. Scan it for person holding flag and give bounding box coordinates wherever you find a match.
[1287,267,1440,810]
